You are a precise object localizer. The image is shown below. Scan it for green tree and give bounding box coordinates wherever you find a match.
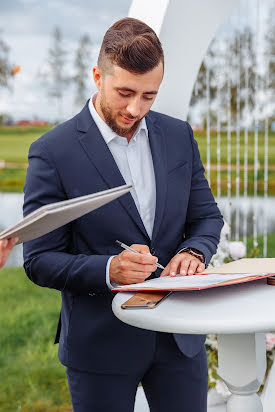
[225,27,257,121]
[47,26,67,122]
[73,34,92,109]
[190,26,257,123]
[0,31,14,89]
[265,5,275,96]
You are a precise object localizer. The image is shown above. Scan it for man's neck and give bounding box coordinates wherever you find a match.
[93,97,105,125]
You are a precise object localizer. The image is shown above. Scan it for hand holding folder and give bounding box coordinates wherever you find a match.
[0,184,132,245]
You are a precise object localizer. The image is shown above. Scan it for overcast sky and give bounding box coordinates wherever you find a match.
[0,0,273,122]
[0,0,132,121]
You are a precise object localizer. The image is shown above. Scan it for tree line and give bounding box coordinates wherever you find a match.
[189,4,275,127]
[0,26,93,123]
[42,26,93,121]
[1,3,275,125]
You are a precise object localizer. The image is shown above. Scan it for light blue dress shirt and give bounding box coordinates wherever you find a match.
[88,94,156,288]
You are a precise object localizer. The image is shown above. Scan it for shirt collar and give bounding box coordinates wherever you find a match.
[88,93,148,145]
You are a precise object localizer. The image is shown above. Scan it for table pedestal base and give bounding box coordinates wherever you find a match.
[217,333,266,412]
[227,393,262,412]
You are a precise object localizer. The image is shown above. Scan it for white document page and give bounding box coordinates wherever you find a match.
[114,272,268,291]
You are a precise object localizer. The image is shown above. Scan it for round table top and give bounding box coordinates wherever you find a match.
[112,279,275,335]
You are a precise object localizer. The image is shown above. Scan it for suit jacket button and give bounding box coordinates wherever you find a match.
[150,247,155,255]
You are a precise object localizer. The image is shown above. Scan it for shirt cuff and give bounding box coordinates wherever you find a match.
[106,255,120,289]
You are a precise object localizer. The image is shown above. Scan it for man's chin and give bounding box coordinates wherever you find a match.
[115,119,139,136]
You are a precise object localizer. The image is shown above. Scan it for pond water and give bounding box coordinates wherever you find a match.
[1,193,274,267]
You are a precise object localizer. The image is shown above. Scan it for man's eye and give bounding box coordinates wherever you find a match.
[144,95,154,101]
[119,92,131,97]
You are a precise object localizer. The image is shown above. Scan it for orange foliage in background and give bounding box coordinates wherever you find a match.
[11,65,20,75]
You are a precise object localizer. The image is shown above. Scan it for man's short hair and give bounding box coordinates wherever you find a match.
[98,17,164,74]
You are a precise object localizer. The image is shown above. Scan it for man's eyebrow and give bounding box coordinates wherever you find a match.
[116,87,158,95]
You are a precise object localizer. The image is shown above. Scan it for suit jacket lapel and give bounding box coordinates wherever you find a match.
[77,102,149,239]
[146,113,168,243]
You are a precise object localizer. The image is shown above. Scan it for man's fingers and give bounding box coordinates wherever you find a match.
[179,254,192,276]
[0,239,7,249]
[130,244,150,254]
[0,237,18,251]
[11,237,19,246]
[120,260,157,273]
[187,259,199,275]
[0,237,17,269]
[110,254,154,285]
[160,264,170,277]
[168,255,183,277]
[118,270,152,285]
[123,250,158,266]
[196,262,205,273]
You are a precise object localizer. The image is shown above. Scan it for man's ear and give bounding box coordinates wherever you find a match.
[93,66,102,90]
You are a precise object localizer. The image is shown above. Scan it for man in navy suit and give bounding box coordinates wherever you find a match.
[23,17,223,412]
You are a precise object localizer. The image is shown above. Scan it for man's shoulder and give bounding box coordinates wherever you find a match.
[32,115,78,150]
[147,110,191,129]
[147,110,192,136]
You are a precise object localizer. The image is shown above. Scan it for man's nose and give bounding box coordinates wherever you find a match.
[126,97,141,118]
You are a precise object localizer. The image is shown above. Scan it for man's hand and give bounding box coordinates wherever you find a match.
[110,244,158,285]
[160,252,205,277]
[0,237,18,269]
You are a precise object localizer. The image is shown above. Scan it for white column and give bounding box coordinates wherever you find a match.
[263,61,269,258]
[253,0,260,249]
[226,75,232,239]
[235,28,241,241]
[217,333,266,412]
[129,0,238,120]
[206,64,211,186]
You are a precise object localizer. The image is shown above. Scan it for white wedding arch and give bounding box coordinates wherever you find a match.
[129,0,237,121]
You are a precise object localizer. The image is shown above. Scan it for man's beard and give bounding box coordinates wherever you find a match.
[100,94,142,137]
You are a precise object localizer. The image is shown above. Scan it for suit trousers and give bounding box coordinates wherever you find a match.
[66,332,208,412]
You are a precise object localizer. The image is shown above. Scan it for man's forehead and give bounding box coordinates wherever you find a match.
[109,63,163,90]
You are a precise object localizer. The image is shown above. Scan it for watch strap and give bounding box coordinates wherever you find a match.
[178,247,205,263]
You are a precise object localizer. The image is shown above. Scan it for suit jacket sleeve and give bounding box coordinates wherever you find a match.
[176,122,224,266]
[23,139,111,295]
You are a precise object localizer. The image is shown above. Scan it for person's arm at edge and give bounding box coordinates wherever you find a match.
[0,237,18,269]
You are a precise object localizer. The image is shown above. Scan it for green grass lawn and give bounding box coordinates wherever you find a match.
[247,232,275,258]
[0,126,52,163]
[0,232,274,410]
[195,131,275,167]
[0,168,27,192]
[0,125,274,195]
[0,268,71,412]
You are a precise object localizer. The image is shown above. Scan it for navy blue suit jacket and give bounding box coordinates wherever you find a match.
[23,102,223,374]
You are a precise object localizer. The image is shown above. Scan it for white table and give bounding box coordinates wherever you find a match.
[112,278,275,412]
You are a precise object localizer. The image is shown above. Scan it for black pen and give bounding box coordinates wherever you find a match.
[115,240,165,270]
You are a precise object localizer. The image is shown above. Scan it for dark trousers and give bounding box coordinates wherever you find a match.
[66,332,208,412]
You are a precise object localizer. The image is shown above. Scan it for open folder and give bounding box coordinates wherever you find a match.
[0,184,132,244]
[112,258,275,292]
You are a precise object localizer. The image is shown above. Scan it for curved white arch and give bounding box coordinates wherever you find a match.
[129,0,238,120]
